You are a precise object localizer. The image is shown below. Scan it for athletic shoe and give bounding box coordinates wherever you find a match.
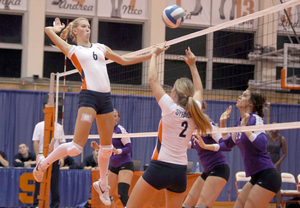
[93,180,111,206]
[33,154,46,182]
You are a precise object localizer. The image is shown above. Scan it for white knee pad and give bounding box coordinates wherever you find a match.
[100,144,113,158]
[67,142,83,156]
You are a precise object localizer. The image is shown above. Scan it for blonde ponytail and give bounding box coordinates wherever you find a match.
[174,78,212,135]
[187,98,212,135]
[60,22,72,40]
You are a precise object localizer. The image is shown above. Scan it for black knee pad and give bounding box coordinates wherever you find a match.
[182,205,195,208]
[118,182,130,206]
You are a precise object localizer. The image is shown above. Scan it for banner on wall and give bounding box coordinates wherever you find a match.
[166,0,211,27]
[0,0,27,11]
[46,0,96,16]
[97,0,148,20]
[211,0,259,29]
[277,0,300,33]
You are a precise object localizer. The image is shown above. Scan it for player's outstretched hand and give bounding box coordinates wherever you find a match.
[52,17,66,33]
[151,42,170,56]
[180,47,196,67]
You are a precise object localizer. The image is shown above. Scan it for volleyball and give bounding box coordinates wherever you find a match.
[162,5,185,29]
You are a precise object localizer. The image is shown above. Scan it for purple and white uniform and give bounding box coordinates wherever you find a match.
[223,113,275,177]
[191,122,230,173]
[110,124,132,168]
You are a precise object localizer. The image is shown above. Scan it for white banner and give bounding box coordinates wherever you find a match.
[0,0,27,11]
[166,0,211,27]
[211,0,259,29]
[277,0,300,32]
[97,0,148,20]
[46,0,96,16]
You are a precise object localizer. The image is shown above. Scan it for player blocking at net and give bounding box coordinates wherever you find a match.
[126,44,212,208]
[33,17,153,206]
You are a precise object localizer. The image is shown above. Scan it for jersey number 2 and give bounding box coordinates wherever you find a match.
[179,121,188,138]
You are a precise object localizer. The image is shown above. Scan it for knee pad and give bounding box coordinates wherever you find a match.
[100,144,113,158]
[118,182,130,206]
[67,142,83,156]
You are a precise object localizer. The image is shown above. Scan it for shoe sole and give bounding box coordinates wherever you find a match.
[93,182,111,206]
[33,155,45,182]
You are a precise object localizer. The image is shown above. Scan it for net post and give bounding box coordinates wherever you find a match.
[37,73,56,208]
[38,104,55,208]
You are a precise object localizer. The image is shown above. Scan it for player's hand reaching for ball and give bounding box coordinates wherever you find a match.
[180,47,196,67]
[151,42,170,56]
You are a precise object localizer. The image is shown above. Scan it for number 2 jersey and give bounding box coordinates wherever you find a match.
[151,94,202,166]
[67,43,110,92]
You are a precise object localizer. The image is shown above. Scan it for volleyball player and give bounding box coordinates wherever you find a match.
[182,111,231,208]
[126,45,212,208]
[33,17,152,206]
[91,108,134,208]
[220,88,281,208]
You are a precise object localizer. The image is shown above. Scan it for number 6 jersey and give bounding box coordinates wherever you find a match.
[67,43,111,93]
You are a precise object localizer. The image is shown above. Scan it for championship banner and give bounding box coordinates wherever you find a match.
[97,0,148,20]
[277,0,300,32]
[167,0,211,27]
[211,0,259,29]
[46,0,96,16]
[0,0,27,11]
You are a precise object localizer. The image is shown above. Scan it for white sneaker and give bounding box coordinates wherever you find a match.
[33,154,46,182]
[93,180,111,206]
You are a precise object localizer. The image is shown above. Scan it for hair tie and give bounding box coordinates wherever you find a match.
[187,95,192,99]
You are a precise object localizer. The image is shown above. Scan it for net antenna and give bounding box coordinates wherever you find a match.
[51,0,300,140]
[61,19,69,128]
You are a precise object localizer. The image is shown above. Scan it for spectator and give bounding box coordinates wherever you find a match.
[59,155,80,169]
[32,120,65,208]
[13,143,36,167]
[0,151,9,167]
[80,148,99,170]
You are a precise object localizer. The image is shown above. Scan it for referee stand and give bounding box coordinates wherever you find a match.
[37,104,55,208]
[37,73,56,208]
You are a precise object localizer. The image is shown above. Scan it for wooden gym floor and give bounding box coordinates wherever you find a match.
[212,202,276,208]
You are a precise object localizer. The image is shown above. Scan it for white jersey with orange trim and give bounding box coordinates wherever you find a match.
[67,43,110,92]
[151,94,202,165]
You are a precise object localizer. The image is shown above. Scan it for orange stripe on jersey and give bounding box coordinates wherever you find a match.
[70,53,87,90]
[152,120,163,160]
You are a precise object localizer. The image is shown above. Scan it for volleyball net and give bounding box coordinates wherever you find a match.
[49,0,300,141]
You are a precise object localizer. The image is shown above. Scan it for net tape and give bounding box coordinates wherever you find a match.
[60,121,300,139]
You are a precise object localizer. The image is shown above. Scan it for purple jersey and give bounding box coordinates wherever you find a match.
[191,122,230,173]
[110,124,133,168]
[224,113,275,177]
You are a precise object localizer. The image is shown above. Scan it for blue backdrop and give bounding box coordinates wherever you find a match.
[0,89,300,202]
